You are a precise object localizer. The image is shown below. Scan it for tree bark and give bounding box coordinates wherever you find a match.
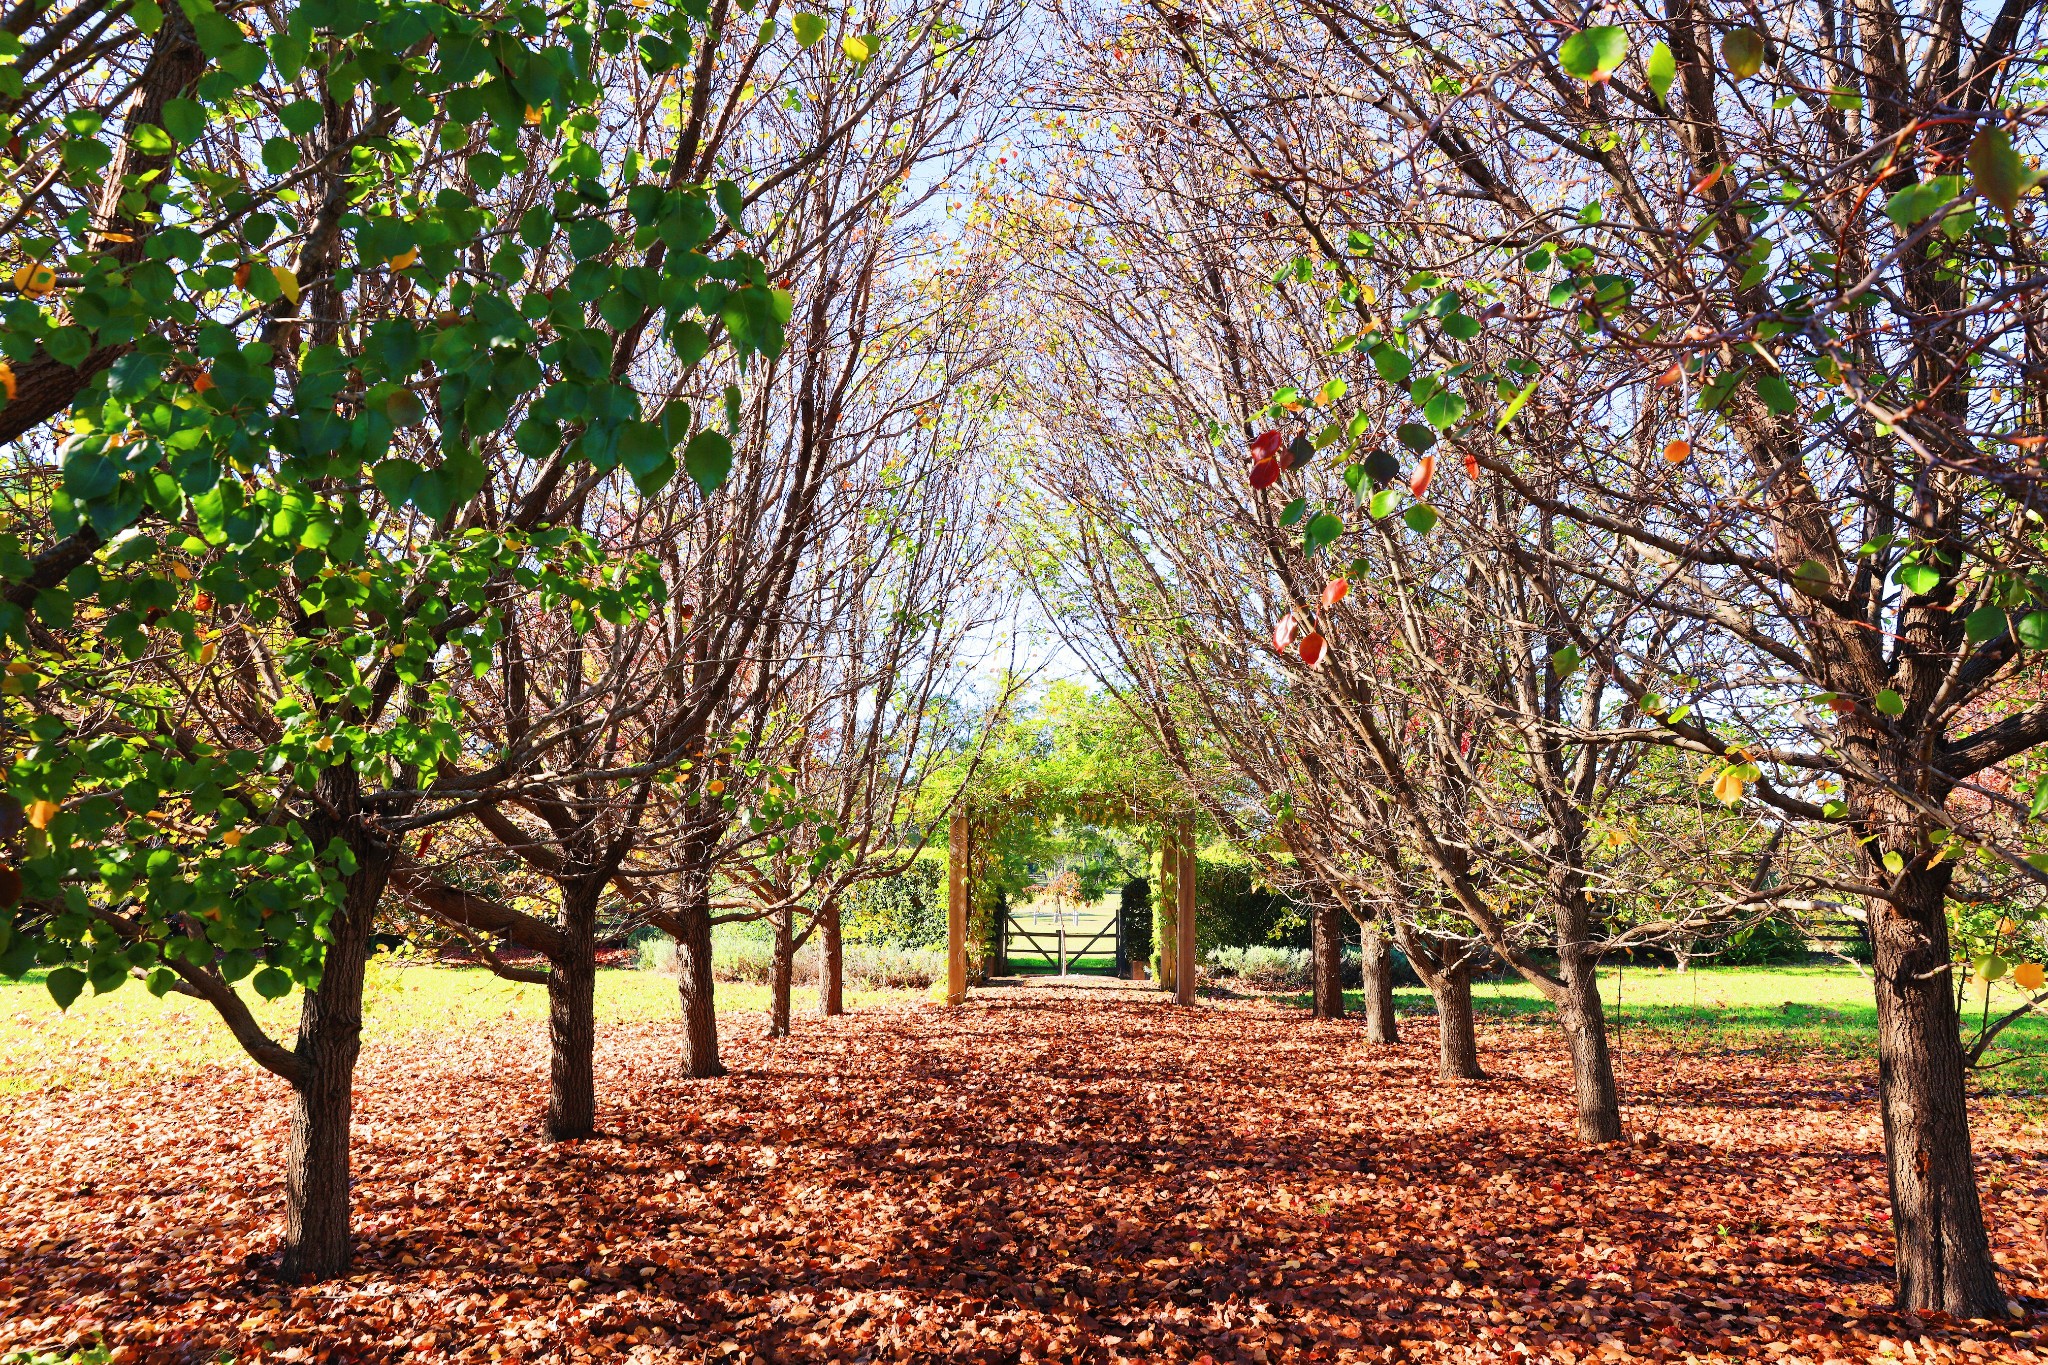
[1870,857,2004,1314]
[278,775,392,1282]
[1309,901,1345,1020]
[1428,969,1482,1081]
[546,882,599,1140]
[1558,941,1622,1142]
[675,883,724,1078]
[817,899,843,1017]
[1360,919,1399,1044]
[767,902,793,1038]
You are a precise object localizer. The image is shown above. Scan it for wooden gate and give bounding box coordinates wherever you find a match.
[1000,909,1123,976]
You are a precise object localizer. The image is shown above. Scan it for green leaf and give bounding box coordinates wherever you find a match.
[1551,644,1582,679]
[252,966,293,1000]
[715,179,746,234]
[1279,496,1307,527]
[684,430,733,495]
[1396,421,1436,453]
[1899,563,1941,595]
[1883,850,1905,876]
[1559,25,1626,80]
[1368,343,1412,386]
[1754,373,1796,415]
[46,966,85,1009]
[1402,503,1438,534]
[1368,488,1399,520]
[1875,688,1905,716]
[2017,611,2048,650]
[160,96,205,144]
[1495,376,1538,431]
[1884,177,1964,229]
[1722,26,1765,80]
[1302,511,1344,554]
[1645,41,1675,103]
[1964,605,2009,645]
[1969,126,2041,215]
[1423,390,1467,430]
[793,12,827,46]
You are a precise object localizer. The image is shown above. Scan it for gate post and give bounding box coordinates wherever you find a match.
[1175,817,1197,1006]
[946,813,967,1006]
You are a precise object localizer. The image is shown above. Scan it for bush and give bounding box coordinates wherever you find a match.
[1712,914,1810,966]
[842,859,947,948]
[637,933,943,991]
[1202,944,1393,991]
[1194,860,1307,951]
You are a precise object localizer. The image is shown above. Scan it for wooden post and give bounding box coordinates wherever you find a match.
[946,813,967,1006]
[1175,817,1196,1006]
[1156,829,1176,993]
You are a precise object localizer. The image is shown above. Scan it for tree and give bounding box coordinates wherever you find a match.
[0,0,785,1276]
[1115,0,2048,1312]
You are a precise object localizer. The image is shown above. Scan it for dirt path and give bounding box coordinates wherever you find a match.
[2,991,2045,1362]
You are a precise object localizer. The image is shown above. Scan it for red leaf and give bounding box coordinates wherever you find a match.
[1408,454,1436,497]
[1462,452,1480,480]
[1299,631,1326,666]
[1249,457,1282,490]
[1273,612,1300,652]
[1250,429,1284,459]
[1320,578,1349,608]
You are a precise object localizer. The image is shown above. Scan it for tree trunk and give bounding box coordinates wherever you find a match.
[1360,920,1399,1044]
[1310,901,1345,1020]
[546,882,599,1140]
[279,778,392,1282]
[768,902,793,1039]
[1557,940,1622,1142]
[675,883,724,1078]
[1429,970,1482,1081]
[1869,860,2004,1315]
[817,899,843,1017]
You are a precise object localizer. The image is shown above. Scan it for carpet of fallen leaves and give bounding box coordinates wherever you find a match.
[5,979,2048,1365]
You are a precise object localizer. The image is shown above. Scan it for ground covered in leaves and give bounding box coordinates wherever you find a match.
[5,980,2048,1364]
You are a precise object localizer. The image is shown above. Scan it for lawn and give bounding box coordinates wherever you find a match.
[0,959,921,1095]
[1316,963,2048,1103]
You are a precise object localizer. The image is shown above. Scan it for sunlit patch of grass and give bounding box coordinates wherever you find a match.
[1310,964,2048,1106]
[0,961,922,1095]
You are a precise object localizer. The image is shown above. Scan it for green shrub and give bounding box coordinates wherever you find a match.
[842,859,947,948]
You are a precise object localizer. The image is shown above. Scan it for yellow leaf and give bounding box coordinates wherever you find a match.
[707,778,726,795]
[1712,768,1746,805]
[388,248,418,270]
[313,735,333,752]
[271,265,300,305]
[11,260,56,297]
[2016,961,2045,992]
[25,799,59,830]
[171,561,192,580]
[99,231,135,244]
[0,362,14,402]
[841,34,870,62]
[197,642,216,664]
[221,828,244,847]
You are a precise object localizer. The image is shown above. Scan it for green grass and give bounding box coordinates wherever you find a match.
[1004,953,1119,975]
[0,960,920,1095]
[1309,963,2048,1102]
